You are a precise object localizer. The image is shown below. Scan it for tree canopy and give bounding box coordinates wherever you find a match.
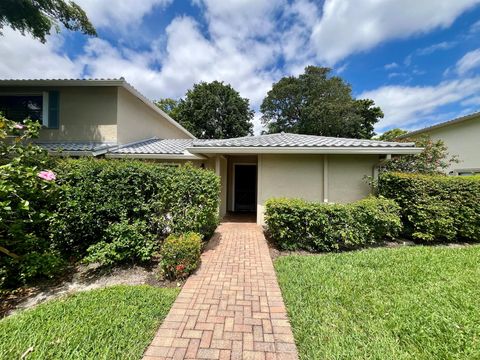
[163,81,254,139]
[154,98,180,119]
[260,66,383,139]
[380,135,459,174]
[376,128,408,141]
[0,0,96,43]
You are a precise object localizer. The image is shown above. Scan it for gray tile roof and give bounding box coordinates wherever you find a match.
[111,138,194,154]
[36,133,418,158]
[36,141,116,153]
[192,133,415,148]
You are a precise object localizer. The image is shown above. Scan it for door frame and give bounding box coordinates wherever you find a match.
[232,163,257,212]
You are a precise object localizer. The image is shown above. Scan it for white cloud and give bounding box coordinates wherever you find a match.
[76,16,279,136]
[0,28,80,79]
[360,76,480,131]
[75,0,172,29]
[384,62,399,70]
[193,0,285,40]
[461,95,480,106]
[416,41,457,56]
[470,19,480,33]
[455,48,480,75]
[335,63,348,74]
[387,72,409,79]
[311,0,480,64]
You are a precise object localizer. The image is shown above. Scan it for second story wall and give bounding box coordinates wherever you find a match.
[37,86,118,142]
[117,87,192,144]
[410,116,480,173]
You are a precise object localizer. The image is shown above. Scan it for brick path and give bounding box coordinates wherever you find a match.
[143,220,298,360]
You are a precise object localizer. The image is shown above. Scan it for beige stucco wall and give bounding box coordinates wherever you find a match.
[5,86,193,144]
[6,86,118,142]
[327,155,378,203]
[256,153,379,224]
[409,116,480,173]
[257,154,324,223]
[116,87,191,144]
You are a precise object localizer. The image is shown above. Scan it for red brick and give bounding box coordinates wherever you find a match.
[142,221,298,360]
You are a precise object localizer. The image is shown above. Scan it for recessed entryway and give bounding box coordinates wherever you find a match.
[233,164,257,212]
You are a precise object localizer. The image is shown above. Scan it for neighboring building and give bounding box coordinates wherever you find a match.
[398,112,480,175]
[0,78,420,224]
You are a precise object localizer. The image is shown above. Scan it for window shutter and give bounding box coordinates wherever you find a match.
[48,91,59,128]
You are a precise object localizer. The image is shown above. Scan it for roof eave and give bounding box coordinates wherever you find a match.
[105,153,207,160]
[46,150,100,157]
[0,79,125,87]
[188,146,423,155]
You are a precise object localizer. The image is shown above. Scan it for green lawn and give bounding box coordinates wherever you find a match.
[275,246,480,360]
[0,285,179,360]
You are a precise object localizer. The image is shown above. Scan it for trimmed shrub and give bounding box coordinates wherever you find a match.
[264,197,402,252]
[160,232,202,279]
[378,172,480,242]
[52,159,220,259]
[83,220,157,266]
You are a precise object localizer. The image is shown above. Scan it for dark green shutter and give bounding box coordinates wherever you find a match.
[48,91,59,128]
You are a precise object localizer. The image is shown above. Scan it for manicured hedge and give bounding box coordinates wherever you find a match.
[264,197,402,252]
[378,172,480,242]
[52,159,220,258]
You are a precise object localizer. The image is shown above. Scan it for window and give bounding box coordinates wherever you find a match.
[0,91,59,128]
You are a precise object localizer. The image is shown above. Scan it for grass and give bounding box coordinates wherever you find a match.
[275,245,480,360]
[0,285,179,360]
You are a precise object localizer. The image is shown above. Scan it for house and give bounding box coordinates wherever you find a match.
[398,112,480,175]
[0,78,421,224]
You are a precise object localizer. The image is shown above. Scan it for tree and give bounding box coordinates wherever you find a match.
[376,128,408,141]
[260,66,383,139]
[155,98,180,119]
[380,135,459,174]
[0,0,96,43]
[175,81,254,139]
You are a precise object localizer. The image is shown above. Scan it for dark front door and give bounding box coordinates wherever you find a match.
[234,164,257,212]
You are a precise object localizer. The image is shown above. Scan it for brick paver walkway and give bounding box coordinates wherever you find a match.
[143,220,298,360]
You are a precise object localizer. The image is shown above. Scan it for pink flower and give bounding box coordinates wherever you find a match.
[14,124,25,130]
[37,170,56,181]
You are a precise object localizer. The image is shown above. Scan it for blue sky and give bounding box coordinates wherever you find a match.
[1,0,480,134]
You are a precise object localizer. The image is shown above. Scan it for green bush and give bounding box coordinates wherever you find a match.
[0,115,64,288]
[160,232,202,279]
[264,197,402,252]
[378,172,480,242]
[52,159,220,259]
[83,220,158,266]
